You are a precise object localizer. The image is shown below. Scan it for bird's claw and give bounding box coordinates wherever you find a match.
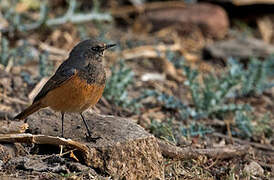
[85,134,101,143]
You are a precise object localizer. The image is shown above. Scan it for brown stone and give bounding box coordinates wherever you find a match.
[203,37,274,60]
[140,3,229,39]
[208,0,274,6]
[26,109,164,179]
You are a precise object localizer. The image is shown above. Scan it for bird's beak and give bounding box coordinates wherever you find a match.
[104,44,116,50]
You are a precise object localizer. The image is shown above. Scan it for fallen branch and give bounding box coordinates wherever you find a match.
[213,132,274,152]
[157,139,249,160]
[0,133,91,165]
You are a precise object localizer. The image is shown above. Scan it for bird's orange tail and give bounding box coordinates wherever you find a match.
[14,102,42,120]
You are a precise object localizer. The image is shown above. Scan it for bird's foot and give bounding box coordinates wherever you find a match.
[85,134,101,143]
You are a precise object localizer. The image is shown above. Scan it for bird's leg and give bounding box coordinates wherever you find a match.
[60,112,65,155]
[80,112,92,136]
[79,112,100,142]
[61,112,65,138]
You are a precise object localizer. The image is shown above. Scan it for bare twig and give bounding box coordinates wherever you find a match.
[225,120,234,144]
[157,139,249,160]
[4,57,13,73]
[213,132,274,152]
[100,97,112,109]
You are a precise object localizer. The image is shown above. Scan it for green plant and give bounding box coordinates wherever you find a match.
[0,37,10,66]
[149,118,176,143]
[38,52,53,77]
[239,56,274,96]
[0,37,52,79]
[103,60,139,110]
[183,63,251,119]
[138,90,186,109]
[253,113,273,138]
[180,123,213,137]
[232,20,254,37]
[1,0,47,32]
[0,37,39,66]
[234,111,253,138]
[137,56,273,123]
[165,50,185,68]
[135,89,193,119]
[0,0,112,33]
[183,56,274,119]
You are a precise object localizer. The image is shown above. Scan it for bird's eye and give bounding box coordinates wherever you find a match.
[91,46,100,51]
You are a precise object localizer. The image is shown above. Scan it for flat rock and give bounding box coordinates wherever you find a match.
[26,109,164,179]
[203,37,274,61]
[139,3,229,39]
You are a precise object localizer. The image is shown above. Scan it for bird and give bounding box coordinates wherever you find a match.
[14,39,116,141]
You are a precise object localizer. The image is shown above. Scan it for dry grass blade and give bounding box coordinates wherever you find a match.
[121,43,183,81]
[121,43,181,59]
[0,93,29,105]
[39,42,68,56]
[28,77,49,100]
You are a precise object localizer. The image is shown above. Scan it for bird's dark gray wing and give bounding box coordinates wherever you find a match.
[33,66,77,103]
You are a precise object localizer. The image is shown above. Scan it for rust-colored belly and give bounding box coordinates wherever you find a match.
[42,75,105,112]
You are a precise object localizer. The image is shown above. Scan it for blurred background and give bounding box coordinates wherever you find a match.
[0,0,274,179]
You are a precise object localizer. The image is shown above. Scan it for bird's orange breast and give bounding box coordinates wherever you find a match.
[41,74,105,112]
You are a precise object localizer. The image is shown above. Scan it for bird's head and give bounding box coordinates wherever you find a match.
[69,39,116,64]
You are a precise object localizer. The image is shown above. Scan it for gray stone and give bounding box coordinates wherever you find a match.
[243,161,264,177]
[203,37,274,61]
